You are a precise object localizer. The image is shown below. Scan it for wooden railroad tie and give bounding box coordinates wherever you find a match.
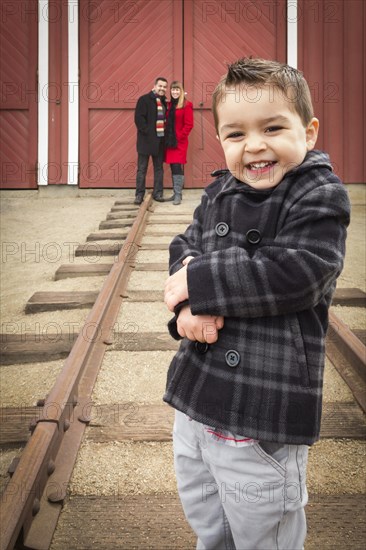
[25,291,99,313]
[46,494,366,550]
[99,220,134,229]
[86,231,129,241]
[0,332,179,365]
[75,243,122,256]
[106,212,137,220]
[331,287,366,307]
[1,402,365,449]
[54,263,168,280]
[23,287,366,313]
[55,264,113,279]
[110,205,139,211]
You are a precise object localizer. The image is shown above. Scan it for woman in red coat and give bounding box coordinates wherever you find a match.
[164,81,194,204]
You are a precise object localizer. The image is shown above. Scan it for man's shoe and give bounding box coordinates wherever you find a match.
[153,195,165,202]
[134,196,143,205]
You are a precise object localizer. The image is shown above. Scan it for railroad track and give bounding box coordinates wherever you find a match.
[0,193,365,550]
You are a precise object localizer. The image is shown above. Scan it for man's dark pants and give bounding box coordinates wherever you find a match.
[136,139,164,199]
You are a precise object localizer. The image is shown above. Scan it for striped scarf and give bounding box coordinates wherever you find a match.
[156,96,165,137]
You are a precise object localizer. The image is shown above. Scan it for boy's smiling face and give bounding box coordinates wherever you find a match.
[216,85,319,189]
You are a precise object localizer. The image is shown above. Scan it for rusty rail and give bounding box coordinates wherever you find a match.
[0,195,153,550]
[327,309,366,413]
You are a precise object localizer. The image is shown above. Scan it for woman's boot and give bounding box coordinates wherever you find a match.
[173,174,184,205]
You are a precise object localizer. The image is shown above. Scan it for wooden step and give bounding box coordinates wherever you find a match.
[147,218,192,224]
[134,263,168,271]
[2,326,364,365]
[86,232,128,241]
[0,406,39,448]
[46,494,366,550]
[49,495,196,550]
[110,206,139,212]
[144,230,183,237]
[0,331,177,364]
[84,401,366,444]
[332,287,366,307]
[139,243,169,250]
[2,400,365,449]
[110,203,138,209]
[54,262,167,281]
[111,331,179,352]
[0,333,77,364]
[55,264,113,280]
[25,291,99,313]
[123,290,164,301]
[75,243,122,256]
[354,329,366,345]
[106,212,137,220]
[123,287,364,305]
[99,220,134,229]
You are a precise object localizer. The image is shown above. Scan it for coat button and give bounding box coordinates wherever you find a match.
[195,342,209,354]
[225,350,240,367]
[246,229,262,244]
[215,222,229,237]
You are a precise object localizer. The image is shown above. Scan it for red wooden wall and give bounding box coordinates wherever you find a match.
[298,0,365,183]
[79,0,286,188]
[79,0,183,187]
[0,0,364,188]
[48,1,69,184]
[0,0,38,189]
[183,0,286,186]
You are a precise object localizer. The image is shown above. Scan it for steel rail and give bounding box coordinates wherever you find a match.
[327,309,366,413]
[0,195,153,550]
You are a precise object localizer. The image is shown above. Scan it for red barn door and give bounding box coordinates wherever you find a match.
[0,0,38,189]
[79,0,183,187]
[79,0,286,188]
[183,0,286,186]
[298,0,366,183]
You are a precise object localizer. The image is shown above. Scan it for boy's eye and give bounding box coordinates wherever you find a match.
[226,132,243,139]
[265,126,283,133]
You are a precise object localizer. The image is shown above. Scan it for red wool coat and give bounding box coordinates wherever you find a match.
[164,100,194,164]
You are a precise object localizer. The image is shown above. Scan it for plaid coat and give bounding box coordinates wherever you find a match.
[164,150,350,445]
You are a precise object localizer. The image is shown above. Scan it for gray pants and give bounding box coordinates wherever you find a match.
[173,411,308,550]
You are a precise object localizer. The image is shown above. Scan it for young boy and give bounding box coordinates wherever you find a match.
[164,58,350,549]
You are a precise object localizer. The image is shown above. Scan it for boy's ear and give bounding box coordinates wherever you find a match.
[306,117,319,151]
[216,134,220,141]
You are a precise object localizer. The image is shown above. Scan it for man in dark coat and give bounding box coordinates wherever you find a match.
[134,77,168,204]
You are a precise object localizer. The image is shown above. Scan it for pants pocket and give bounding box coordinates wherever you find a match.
[253,442,287,476]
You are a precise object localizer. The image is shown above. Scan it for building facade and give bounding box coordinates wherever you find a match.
[0,0,365,189]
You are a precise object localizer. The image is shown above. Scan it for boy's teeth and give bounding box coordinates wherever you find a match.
[249,161,272,169]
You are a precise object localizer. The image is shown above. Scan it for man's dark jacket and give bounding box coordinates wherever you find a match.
[135,91,166,156]
[164,151,351,445]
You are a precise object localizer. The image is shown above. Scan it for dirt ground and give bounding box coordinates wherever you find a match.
[0,186,365,541]
[1,186,364,323]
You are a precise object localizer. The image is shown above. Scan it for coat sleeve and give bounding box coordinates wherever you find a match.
[134,96,148,134]
[167,195,205,340]
[168,194,205,275]
[180,102,194,139]
[187,182,351,318]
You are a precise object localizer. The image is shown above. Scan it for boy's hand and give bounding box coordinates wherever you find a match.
[164,256,194,312]
[177,305,224,344]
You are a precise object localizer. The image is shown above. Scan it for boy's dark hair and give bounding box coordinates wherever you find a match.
[155,77,168,84]
[212,58,314,132]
